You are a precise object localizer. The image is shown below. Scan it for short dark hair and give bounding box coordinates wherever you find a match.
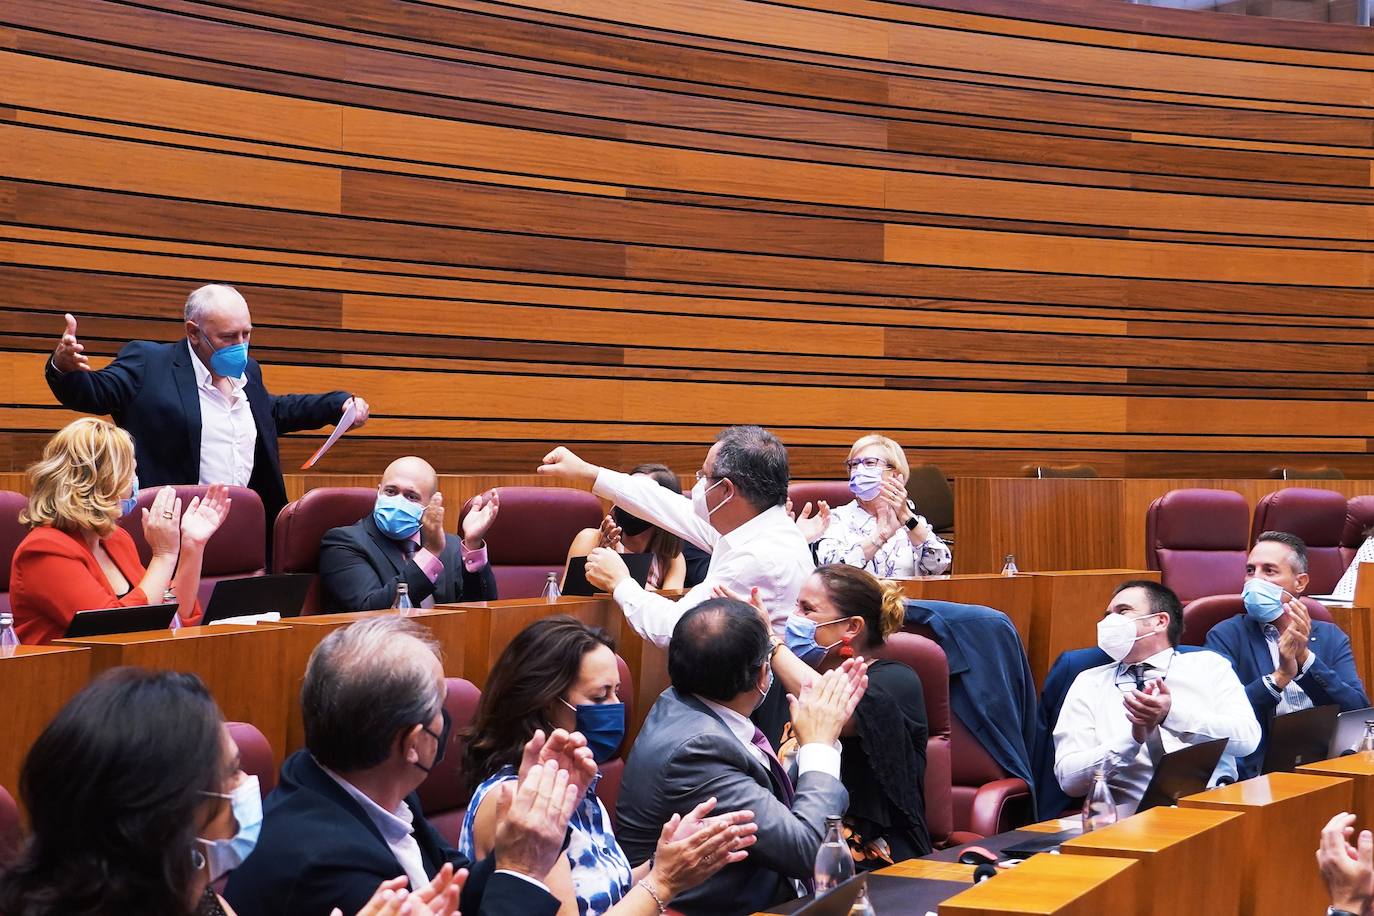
[711,425,789,510]
[302,616,444,772]
[1113,579,1183,646]
[1255,530,1309,575]
[0,668,225,916]
[669,598,771,702]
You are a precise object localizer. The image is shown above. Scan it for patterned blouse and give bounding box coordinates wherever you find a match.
[460,766,633,916]
[815,501,953,577]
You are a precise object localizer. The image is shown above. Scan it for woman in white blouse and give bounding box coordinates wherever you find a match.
[814,435,952,577]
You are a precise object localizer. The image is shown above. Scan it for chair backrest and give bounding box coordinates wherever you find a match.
[786,481,853,514]
[271,487,376,613]
[117,485,266,606]
[1022,464,1099,479]
[0,782,19,865]
[459,487,604,598]
[0,491,28,614]
[1251,488,1348,595]
[226,721,277,798]
[1180,594,1334,646]
[1144,488,1249,603]
[594,654,636,829]
[870,632,952,845]
[1270,466,1345,480]
[906,464,953,534]
[417,677,483,845]
[1341,496,1374,570]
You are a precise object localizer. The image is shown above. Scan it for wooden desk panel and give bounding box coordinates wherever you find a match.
[55,625,290,769]
[0,646,92,816]
[276,608,468,757]
[1059,806,1245,916]
[938,851,1139,916]
[1299,754,1374,828]
[895,574,1034,645]
[1180,772,1354,916]
[1026,569,1160,687]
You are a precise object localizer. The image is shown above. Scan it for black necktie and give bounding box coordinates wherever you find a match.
[1126,664,1167,764]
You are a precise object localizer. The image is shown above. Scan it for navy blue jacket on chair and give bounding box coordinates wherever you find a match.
[1204,614,1369,779]
[45,340,349,536]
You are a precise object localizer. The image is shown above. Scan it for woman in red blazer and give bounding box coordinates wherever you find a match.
[10,417,230,645]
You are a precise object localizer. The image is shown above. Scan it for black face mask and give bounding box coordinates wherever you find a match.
[613,506,653,537]
[414,708,451,775]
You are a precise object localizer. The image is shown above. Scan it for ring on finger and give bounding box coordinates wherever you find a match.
[162,511,174,519]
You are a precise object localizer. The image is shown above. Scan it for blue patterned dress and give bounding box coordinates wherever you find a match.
[459,765,634,916]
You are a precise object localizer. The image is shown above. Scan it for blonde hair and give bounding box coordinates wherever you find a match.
[812,564,906,643]
[20,418,136,538]
[848,434,910,481]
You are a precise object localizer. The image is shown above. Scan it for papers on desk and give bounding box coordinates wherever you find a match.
[208,612,282,626]
[300,402,357,469]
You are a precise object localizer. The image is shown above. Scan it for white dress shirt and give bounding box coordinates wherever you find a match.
[697,696,842,780]
[596,469,814,648]
[1262,623,1316,714]
[322,765,430,893]
[188,340,256,486]
[1052,647,1261,817]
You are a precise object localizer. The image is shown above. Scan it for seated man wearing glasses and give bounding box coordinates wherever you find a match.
[1052,580,1261,816]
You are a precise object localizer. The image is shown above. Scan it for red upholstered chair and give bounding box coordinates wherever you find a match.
[869,632,952,847]
[1145,489,1249,604]
[0,783,20,864]
[1180,594,1333,647]
[117,485,266,606]
[459,487,603,599]
[0,490,28,614]
[1340,496,1374,570]
[594,654,636,830]
[226,721,277,799]
[786,481,853,514]
[1250,488,1348,595]
[417,677,483,845]
[271,487,376,613]
[947,715,1033,841]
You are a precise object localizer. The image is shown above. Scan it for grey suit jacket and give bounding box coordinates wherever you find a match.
[616,688,847,916]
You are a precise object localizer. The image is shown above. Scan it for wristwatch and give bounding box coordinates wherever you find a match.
[904,499,919,531]
[1328,907,1361,916]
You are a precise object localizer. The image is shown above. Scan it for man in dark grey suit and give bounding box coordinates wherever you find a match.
[319,456,500,611]
[616,598,866,916]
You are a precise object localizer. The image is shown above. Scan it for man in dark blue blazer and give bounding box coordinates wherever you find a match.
[1205,531,1369,780]
[319,456,500,611]
[45,285,367,535]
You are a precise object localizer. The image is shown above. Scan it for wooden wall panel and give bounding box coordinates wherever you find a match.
[1,0,1372,481]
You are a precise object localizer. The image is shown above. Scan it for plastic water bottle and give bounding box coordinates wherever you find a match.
[1001,554,1018,576]
[0,612,19,657]
[849,887,876,915]
[541,573,561,603]
[1082,767,1118,832]
[1359,720,1374,755]
[392,582,414,616]
[814,815,853,895]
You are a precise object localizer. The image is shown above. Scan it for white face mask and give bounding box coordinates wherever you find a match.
[691,477,730,525]
[1096,612,1158,662]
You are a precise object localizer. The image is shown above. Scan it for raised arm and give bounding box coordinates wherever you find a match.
[45,326,147,416]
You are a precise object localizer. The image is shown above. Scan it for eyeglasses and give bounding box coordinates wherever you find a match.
[695,469,716,482]
[844,457,891,471]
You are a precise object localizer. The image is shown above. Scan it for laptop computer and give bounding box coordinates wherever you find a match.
[1136,737,1230,813]
[561,553,654,597]
[202,573,313,625]
[1329,707,1374,757]
[1263,704,1339,773]
[793,874,867,916]
[64,604,173,638]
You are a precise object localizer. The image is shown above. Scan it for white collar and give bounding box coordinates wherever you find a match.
[186,338,246,389]
[319,763,415,842]
[697,696,759,748]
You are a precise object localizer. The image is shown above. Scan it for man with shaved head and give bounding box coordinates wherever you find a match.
[319,456,500,611]
[46,283,368,536]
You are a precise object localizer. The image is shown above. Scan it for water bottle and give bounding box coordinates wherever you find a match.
[814,815,853,895]
[0,612,19,658]
[392,582,414,616]
[1359,720,1374,755]
[1001,554,1018,576]
[848,887,877,915]
[1082,766,1118,832]
[541,573,561,603]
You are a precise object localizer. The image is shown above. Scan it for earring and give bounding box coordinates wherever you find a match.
[191,846,206,870]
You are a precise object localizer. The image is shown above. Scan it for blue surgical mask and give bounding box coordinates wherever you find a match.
[373,493,424,540]
[562,699,625,764]
[784,614,846,667]
[849,467,884,502]
[206,338,249,379]
[118,477,140,518]
[1242,577,1293,624]
[197,775,262,882]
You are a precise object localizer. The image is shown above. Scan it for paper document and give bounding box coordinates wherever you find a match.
[300,402,357,469]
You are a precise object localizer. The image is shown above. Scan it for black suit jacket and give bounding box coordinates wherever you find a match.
[45,339,348,531]
[318,515,498,611]
[223,750,557,916]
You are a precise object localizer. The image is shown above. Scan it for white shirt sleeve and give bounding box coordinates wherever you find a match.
[1052,675,1142,798]
[1161,655,1262,758]
[594,468,719,553]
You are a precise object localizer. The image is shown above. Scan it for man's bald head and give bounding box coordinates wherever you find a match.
[184,284,249,325]
[379,456,440,505]
[184,284,252,374]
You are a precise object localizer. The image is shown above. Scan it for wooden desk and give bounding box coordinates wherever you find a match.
[938,850,1139,915]
[1058,805,1245,916]
[276,608,469,757]
[56,625,291,768]
[1299,753,1374,827]
[1026,569,1160,687]
[0,645,92,815]
[1181,772,1354,916]
[895,574,1034,645]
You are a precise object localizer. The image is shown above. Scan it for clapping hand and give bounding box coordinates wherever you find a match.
[787,660,869,746]
[788,500,831,544]
[53,313,90,372]
[180,484,231,549]
[493,760,581,881]
[518,728,597,803]
[1124,679,1172,744]
[141,487,182,559]
[645,797,758,901]
[421,494,446,555]
[462,490,500,548]
[337,863,467,916]
[1278,599,1312,675]
[1319,812,1374,916]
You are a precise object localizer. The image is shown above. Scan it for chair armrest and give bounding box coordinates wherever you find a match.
[969,777,1032,837]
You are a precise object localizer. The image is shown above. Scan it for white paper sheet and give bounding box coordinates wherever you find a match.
[300,402,357,469]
